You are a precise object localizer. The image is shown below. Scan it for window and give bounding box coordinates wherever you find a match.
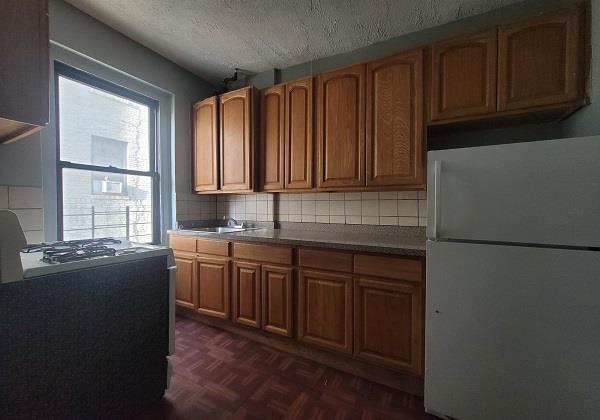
[55,62,160,243]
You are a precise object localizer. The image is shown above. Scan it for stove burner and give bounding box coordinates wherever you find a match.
[42,245,117,264]
[22,238,122,254]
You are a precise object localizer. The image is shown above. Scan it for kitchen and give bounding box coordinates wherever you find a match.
[0,0,599,419]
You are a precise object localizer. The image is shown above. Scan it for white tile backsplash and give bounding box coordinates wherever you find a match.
[2,185,45,242]
[180,189,427,228]
[0,186,8,209]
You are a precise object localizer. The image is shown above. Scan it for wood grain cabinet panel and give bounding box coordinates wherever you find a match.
[285,78,314,190]
[232,261,261,328]
[430,29,498,121]
[261,265,294,337]
[354,277,423,375]
[260,85,285,190]
[0,0,49,143]
[498,5,585,111]
[366,49,425,187]
[316,64,366,189]
[220,87,254,191]
[193,96,219,192]
[173,252,197,309]
[298,270,353,354]
[196,256,230,319]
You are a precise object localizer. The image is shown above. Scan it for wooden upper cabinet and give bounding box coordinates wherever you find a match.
[354,277,423,376]
[220,87,254,191]
[498,5,585,111]
[193,97,219,192]
[232,261,261,328]
[260,85,285,190]
[298,269,353,354]
[285,78,314,190]
[316,64,366,189]
[366,49,425,188]
[196,256,230,319]
[0,0,49,143]
[430,29,498,121]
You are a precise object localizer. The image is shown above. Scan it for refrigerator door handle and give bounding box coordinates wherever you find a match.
[432,160,442,240]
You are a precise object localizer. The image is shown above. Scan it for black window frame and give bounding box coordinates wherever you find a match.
[54,61,161,244]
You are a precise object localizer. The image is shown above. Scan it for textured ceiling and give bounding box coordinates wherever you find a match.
[65,0,523,84]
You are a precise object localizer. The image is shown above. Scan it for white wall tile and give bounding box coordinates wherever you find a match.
[398,216,419,226]
[289,214,302,222]
[329,193,345,201]
[329,215,345,224]
[13,209,43,231]
[362,200,379,216]
[379,191,397,199]
[345,215,362,224]
[301,200,315,215]
[24,230,44,244]
[256,200,268,214]
[314,193,329,201]
[345,200,362,216]
[345,192,362,200]
[9,186,43,209]
[245,201,257,214]
[379,200,398,216]
[329,201,345,215]
[302,214,316,223]
[315,201,329,215]
[0,186,8,209]
[361,216,379,225]
[288,200,301,215]
[380,216,399,226]
[315,215,330,223]
[398,191,418,199]
[397,200,419,217]
[418,190,427,199]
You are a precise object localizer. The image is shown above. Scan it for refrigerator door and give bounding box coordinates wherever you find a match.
[425,241,600,420]
[427,136,600,248]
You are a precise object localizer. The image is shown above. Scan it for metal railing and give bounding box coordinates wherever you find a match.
[63,206,152,241]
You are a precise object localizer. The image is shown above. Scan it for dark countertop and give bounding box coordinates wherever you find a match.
[167,228,426,257]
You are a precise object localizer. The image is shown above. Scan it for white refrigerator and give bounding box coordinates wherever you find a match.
[425,136,600,420]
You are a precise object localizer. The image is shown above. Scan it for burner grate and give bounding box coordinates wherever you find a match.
[42,245,117,264]
[22,238,122,254]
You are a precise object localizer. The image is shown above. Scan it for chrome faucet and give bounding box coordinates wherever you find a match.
[223,217,243,228]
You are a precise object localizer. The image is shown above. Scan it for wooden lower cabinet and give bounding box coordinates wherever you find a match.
[298,269,353,354]
[173,252,197,309]
[354,277,423,375]
[196,256,230,319]
[232,261,261,327]
[261,265,294,337]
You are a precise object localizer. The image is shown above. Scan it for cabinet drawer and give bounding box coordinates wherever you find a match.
[196,238,230,256]
[233,242,293,265]
[354,254,423,283]
[169,235,197,253]
[298,248,353,273]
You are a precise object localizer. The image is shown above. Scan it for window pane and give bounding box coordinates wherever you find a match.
[58,76,151,171]
[62,168,154,243]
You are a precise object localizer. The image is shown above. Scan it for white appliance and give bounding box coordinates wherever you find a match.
[425,136,600,420]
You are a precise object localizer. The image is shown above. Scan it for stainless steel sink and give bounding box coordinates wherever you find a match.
[190,226,254,234]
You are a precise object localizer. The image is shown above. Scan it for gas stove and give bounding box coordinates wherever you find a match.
[22,238,123,264]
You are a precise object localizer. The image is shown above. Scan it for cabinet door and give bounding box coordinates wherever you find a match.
[298,270,353,354]
[354,277,423,376]
[285,78,313,190]
[0,0,49,143]
[173,252,197,309]
[260,85,285,191]
[316,64,365,189]
[261,265,293,337]
[220,87,253,191]
[193,96,218,192]
[430,29,498,121]
[498,6,584,111]
[366,49,425,188]
[197,256,230,319]
[232,261,261,328]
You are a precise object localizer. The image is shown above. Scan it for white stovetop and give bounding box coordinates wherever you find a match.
[21,240,173,279]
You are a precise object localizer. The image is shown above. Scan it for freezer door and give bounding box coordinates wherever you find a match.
[425,241,600,420]
[427,136,600,247]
